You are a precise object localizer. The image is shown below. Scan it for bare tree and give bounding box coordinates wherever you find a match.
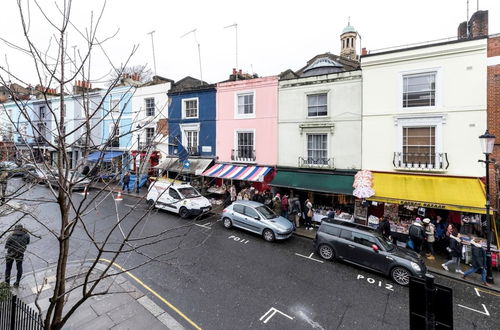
[0,1,211,329]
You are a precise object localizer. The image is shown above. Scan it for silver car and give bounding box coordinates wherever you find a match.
[47,171,91,190]
[221,200,294,242]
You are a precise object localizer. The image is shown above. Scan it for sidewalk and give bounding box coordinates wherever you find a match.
[92,181,148,199]
[10,262,183,329]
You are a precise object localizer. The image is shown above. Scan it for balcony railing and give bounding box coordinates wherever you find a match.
[298,156,335,169]
[187,146,199,156]
[231,148,256,162]
[393,152,449,171]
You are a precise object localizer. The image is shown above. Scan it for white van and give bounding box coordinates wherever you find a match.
[146,181,212,218]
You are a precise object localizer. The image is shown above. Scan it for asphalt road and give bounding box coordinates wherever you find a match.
[2,179,499,330]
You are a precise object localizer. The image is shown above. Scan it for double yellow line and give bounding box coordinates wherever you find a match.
[100,258,202,330]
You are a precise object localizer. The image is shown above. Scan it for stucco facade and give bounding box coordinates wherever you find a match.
[361,38,488,177]
[278,71,362,170]
[216,76,278,166]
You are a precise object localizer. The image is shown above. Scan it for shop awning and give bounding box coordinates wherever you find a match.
[369,172,488,214]
[202,164,272,182]
[87,151,124,162]
[155,157,213,175]
[269,170,354,195]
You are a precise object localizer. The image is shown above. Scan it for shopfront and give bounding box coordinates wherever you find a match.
[155,156,214,190]
[270,168,356,225]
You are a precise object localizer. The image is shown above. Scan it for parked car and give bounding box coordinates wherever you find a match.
[22,165,51,184]
[0,161,23,177]
[314,218,426,286]
[146,181,212,218]
[46,171,91,190]
[221,200,294,242]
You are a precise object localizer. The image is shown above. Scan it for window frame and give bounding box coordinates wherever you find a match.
[145,127,155,145]
[145,97,155,117]
[306,92,329,117]
[234,129,256,160]
[181,97,199,119]
[234,91,256,119]
[39,106,46,119]
[399,68,441,111]
[109,95,120,113]
[306,133,329,165]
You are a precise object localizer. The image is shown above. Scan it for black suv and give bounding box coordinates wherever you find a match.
[314,219,426,286]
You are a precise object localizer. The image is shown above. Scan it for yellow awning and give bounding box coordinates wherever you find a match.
[369,172,488,214]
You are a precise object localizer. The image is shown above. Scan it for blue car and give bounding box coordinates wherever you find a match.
[221,200,295,242]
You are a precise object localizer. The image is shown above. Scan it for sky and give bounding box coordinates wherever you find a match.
[1,0,500,87]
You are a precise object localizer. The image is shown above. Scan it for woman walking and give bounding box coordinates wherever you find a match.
[304,199,313,230]
[441,227,463,274]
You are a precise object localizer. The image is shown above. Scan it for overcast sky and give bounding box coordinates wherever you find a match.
[1,0,500,87]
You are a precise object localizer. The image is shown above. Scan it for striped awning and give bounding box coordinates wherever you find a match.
[202,164,272,182]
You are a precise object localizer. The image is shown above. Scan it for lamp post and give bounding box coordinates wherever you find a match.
[479,129,495,284]
[136,125,143,194]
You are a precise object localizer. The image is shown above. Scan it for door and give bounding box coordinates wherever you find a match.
[346,232,387,273]
[334,229,354,259]
[231,203,247,229]
[242,206,262,233]
[161,188,180,211]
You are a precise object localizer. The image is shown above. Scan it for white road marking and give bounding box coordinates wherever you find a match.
[294,252,324,263]
[457,303,490,316]
[474,287,481,297]
[194,223,211,229]
[259,307,294,324]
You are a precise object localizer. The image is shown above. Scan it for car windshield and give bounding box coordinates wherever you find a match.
[256,205,278,219]
[377,236,395,251]
[177,187,201,198]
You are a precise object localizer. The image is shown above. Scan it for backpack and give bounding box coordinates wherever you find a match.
[409,224,424,240]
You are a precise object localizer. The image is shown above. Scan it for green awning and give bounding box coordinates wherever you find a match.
[270,170,354,195]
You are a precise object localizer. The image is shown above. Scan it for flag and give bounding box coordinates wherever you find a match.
[175,137,189,163]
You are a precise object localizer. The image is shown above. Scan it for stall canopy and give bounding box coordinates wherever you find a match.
[155,157,213,175]
[202,164,272,182]
[369,172,488,214]
[87,151,124,162]
[269,170,354,195]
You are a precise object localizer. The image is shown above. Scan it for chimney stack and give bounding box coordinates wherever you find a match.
[361,48,368,56]
[458,10,488,39]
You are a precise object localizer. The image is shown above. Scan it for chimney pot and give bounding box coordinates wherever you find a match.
[361,48,368,55]
[232,68,237,74]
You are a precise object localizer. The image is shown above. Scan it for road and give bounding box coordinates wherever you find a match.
[2,179,499,329]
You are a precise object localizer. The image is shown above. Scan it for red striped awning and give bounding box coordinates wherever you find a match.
[202,164,272,182]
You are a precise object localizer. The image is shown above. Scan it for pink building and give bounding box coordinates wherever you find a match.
[216,74,278,166]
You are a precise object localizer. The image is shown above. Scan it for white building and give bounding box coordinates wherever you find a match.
[361,38,487,177]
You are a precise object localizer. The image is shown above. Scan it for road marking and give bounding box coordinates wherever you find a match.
[259,307,294,324]
[474,287,481,297]
[475,287,500,297]
[194,222,212,229]
[294,252,324,263]
[457,303,490,316]
[99,258,202,330]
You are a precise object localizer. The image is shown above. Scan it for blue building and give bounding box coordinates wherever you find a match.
[159,77,216,182]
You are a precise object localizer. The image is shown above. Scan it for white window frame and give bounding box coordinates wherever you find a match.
[145,127,155,144]
[179,122,200,147]
[394,114,445,155]
[399,67,442,111]
[108,122,120,139]
[109,95,121,113]
[181,97,199,119]
[145,97,155,117]
[305,133,329,165]
[234,129,256,161]
[234,91,256,119]
[306,92,329,118]
[39,106,46,119]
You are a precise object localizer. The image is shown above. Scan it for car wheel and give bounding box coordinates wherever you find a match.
[223,217,232,229]
[179,207,189,219]
[262,229,275,242]
[391,267,411,286]
[147,199,155,207]
[318,244,335,260]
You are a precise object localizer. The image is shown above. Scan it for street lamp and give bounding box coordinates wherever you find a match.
[135,124,143,193]
[479,129,496,284]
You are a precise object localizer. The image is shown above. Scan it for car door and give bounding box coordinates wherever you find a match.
[242,206,263,234]
[334,229,354,259]
[160,188,180,211]
[231,203,247,229]
[347,232,387,273]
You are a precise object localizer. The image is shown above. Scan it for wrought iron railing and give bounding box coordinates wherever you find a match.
[393,152,449,170]
[187,146,199,155]
[0,290,44,330]
[231,148,256,162]
[298,156,335,169]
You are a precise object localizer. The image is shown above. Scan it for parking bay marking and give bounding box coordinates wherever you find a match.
[357,274,394,291]
[228,235,250,244]
[259,307,294,324]
[457,303,490,316]
[294,252,324,263]
[194,222,212,229]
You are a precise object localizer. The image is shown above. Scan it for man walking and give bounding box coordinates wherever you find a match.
[0,165,8,204]
[122,172,131,193]
[4,224,30,287]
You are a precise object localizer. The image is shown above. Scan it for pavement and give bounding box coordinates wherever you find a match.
[9,261,182,329]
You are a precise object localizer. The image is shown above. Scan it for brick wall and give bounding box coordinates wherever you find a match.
[488,36,500,208]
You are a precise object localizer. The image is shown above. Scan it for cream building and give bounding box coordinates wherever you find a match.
[361,38,487,177]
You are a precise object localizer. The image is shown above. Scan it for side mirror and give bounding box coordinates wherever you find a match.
[371,244,379,252]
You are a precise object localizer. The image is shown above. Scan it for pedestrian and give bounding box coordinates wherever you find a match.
[281,194,289,219]
[122,172,131,193]
[408,218,425,253]
[462,237,488,286]
[272,194,281,215]
[4,224,30,287]
[441,227,463,274]
[0,166,9,204]
[377,216,391,240]
[304,199,313,230]
[423,218,435,260]
[263,190,273,207]
[434,215,448,252]
[290,197,302,228]
[230,185,237,202]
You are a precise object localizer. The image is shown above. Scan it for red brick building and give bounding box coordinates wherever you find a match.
[488,34,500,210]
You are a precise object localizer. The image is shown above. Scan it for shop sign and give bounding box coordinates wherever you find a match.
[398,200,447,209]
